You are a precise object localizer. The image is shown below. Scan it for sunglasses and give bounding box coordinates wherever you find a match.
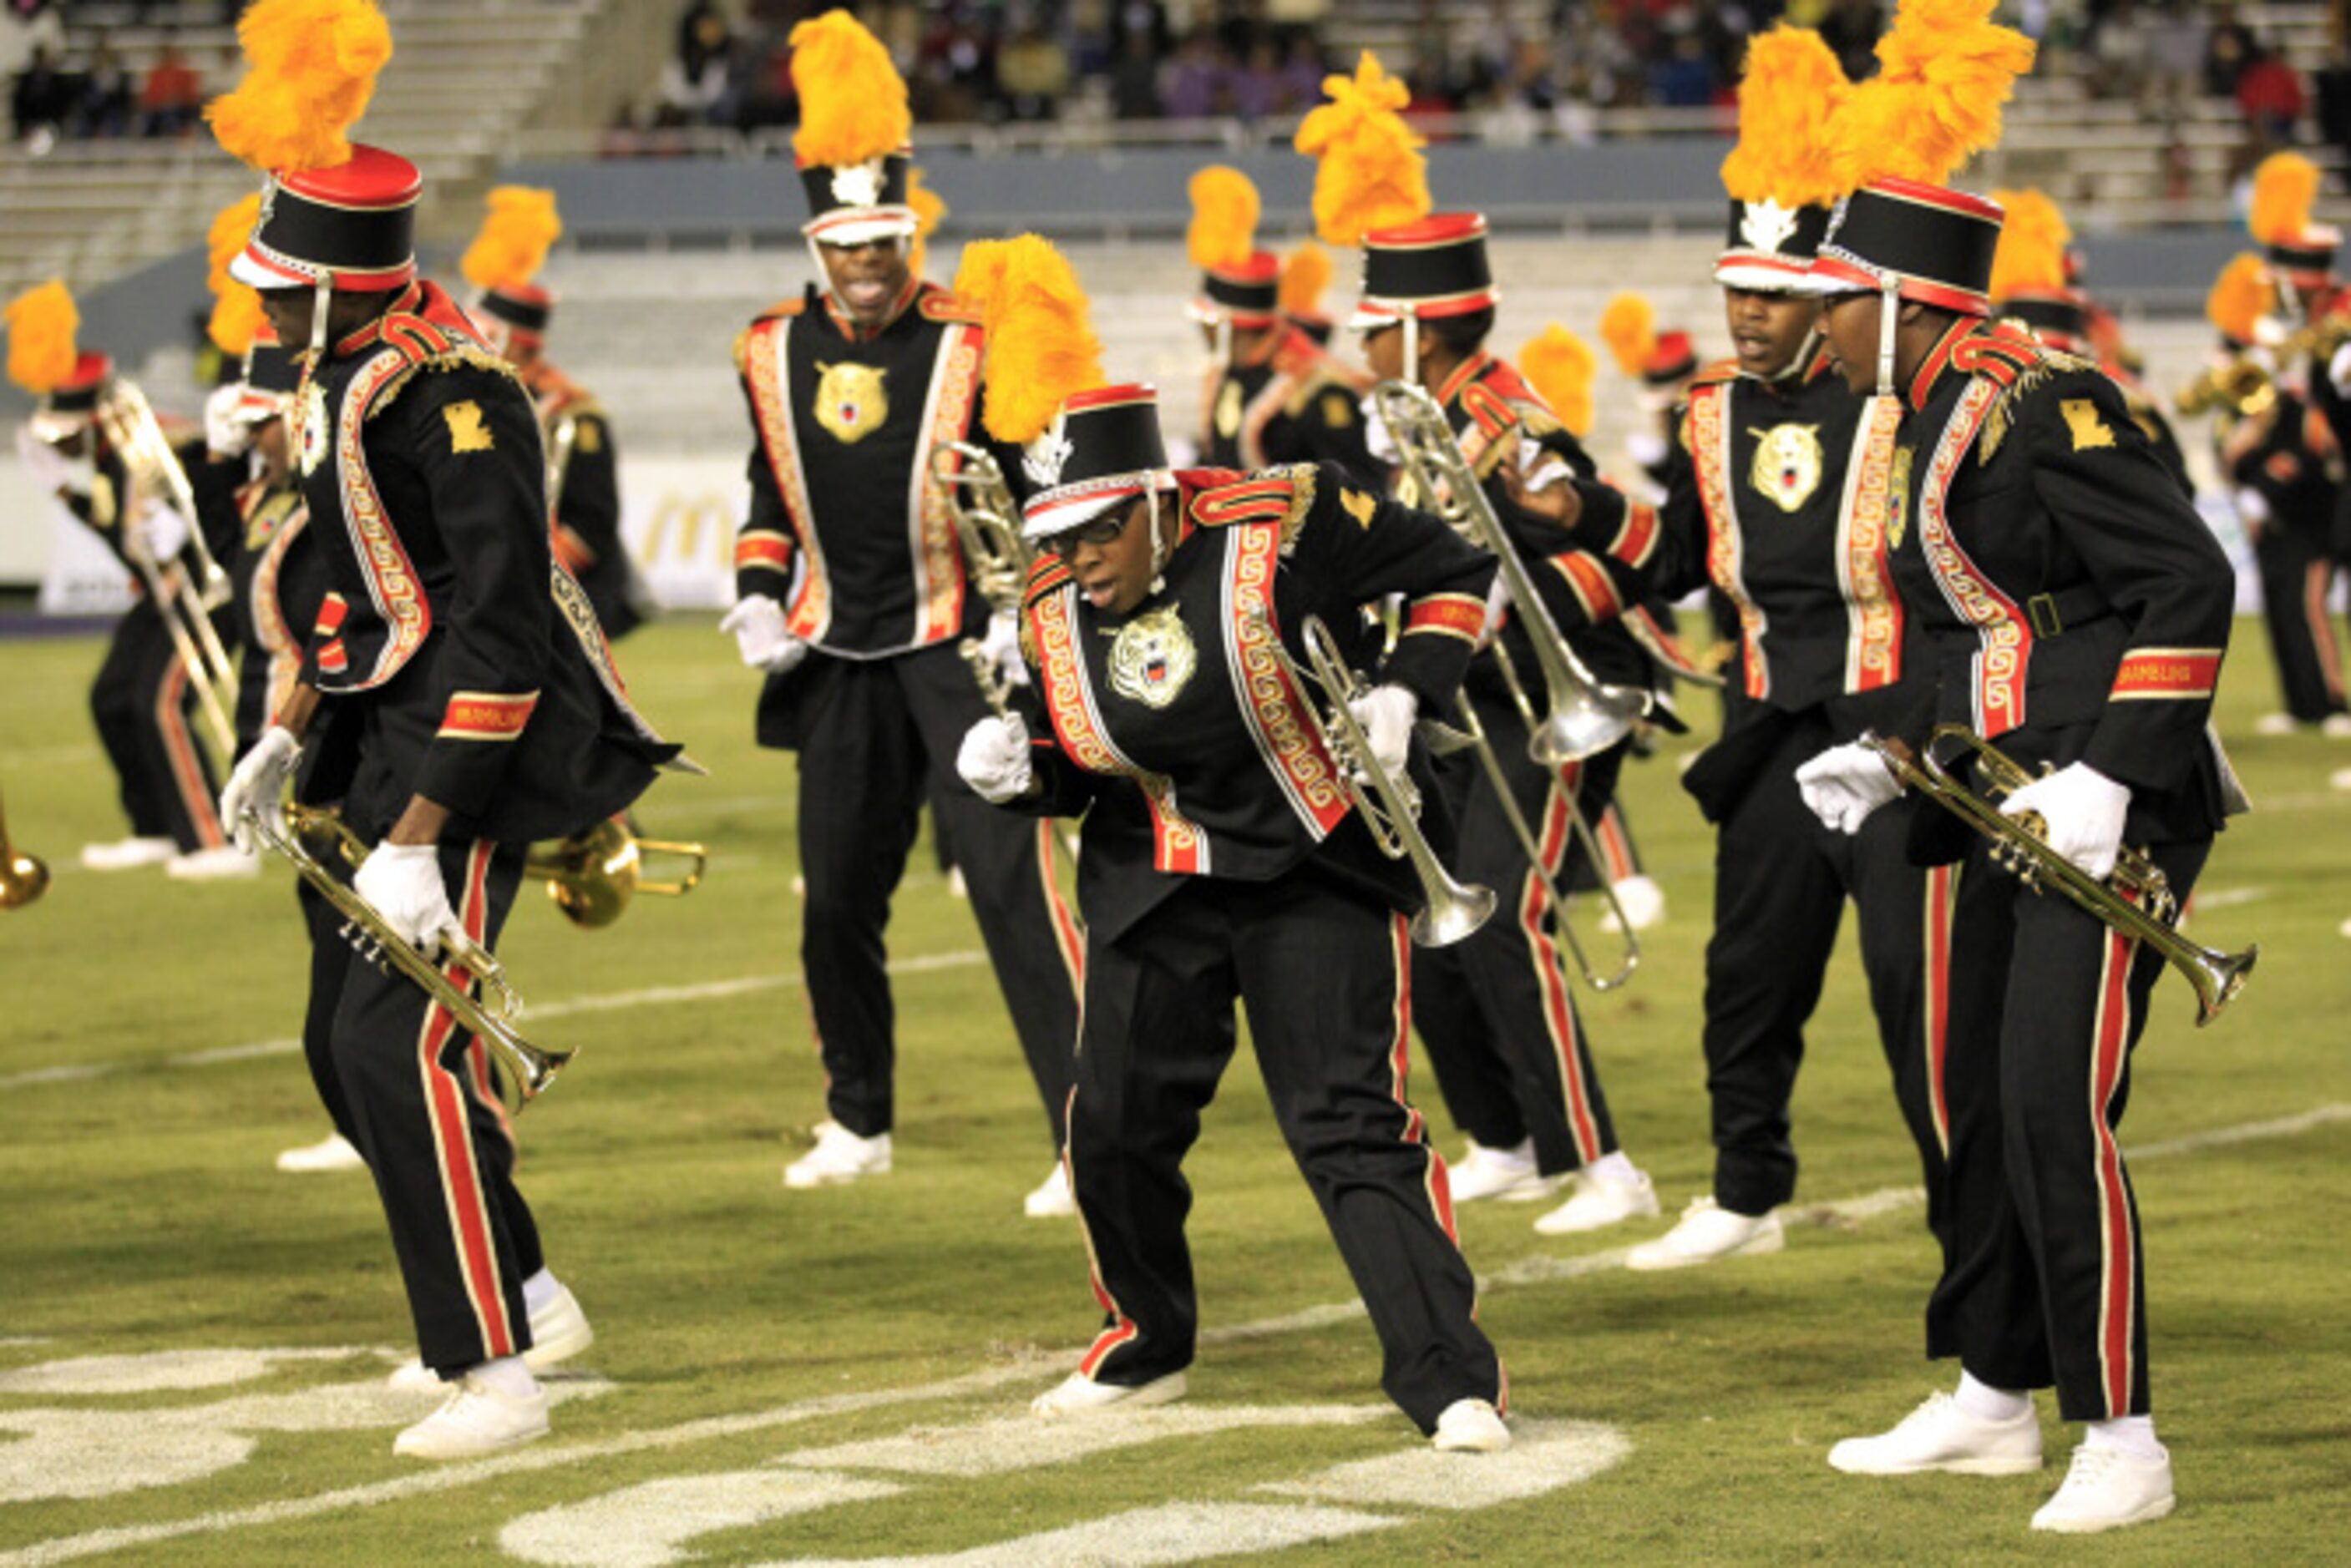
[1041,506,1139,559]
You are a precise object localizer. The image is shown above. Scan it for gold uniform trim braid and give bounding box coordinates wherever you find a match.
[367,348,527,423]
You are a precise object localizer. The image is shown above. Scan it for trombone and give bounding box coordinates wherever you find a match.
[1859,725,2257,1026]
[524,818,707,928]
[2173,360,2276,421]
[258,801,572,1113]
[1446,670,1640,989]
[930,440,1031,720]
[1371,379,1649,765]
[0,782,48,909]
[96,380,239,760]
[1263,610,1497,948]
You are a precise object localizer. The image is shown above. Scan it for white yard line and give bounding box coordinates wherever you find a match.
[1,1100,2338,1568]
[0,951,991,1093]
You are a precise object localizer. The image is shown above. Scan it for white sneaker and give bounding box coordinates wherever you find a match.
[1024,1161,1075,1218]
[387,1284,595,1393]
[1624,1196,1785,1272]
[165,845,261,882]
[1431,1397,1512,1453]
[2254,711,2298,736]
[1447,1138,1548,1202]
[79,835,175,871]
[1031,1370,1186,1417]
[945,865,969,899]
[1533,1166,1661,1235]
[392,1373,550,1459]
[276,1133,365,1173]
[2330,766,2351,792]
[783,1120,892,1189]
[1827,1391,2044,1476]
[2031,1443,2175,1533]
[1599,873,1667,933]
[2323,714,2351,740]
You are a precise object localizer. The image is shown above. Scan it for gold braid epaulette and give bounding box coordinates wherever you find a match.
[1976,344,2097,463]
[367,346,525,422]
[1188,463,1319,552]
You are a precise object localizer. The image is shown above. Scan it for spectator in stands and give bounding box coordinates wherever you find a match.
[135,42,202,137]
[2143,0,2208,120]
[2204,3,2257,98]
[1108,26,1162,119]
[2237,39,2307,144]
[1163,28,1224,119]
[9,41,73,144]
[1275,31,1326,112]
[74,38,131,138]
[2,0,63,88]
[1228,37,1282,121]
[996,22,1070,122]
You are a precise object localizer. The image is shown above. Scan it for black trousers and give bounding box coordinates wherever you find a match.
[1066,870,1502,1433]
[88,599,224,852]
[327,838,545,1373]
[2252,524,2345,721]
[1705,713,1953,1225]
[297,875,361,1146]
[1412,679,1626,1177]
[1927,835,2207,1422]
[789,644,1082,1143]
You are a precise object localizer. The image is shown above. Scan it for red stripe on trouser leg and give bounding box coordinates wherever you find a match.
[464,1039,517,1156]
[1523,781,1603,1164]
[1598,804,1634,883]
[153,655,225,849]
[1064,1080,1140,1379]
[2305,559,2343,701]
[415,841,514,1360]
[2089,908,2140,1418]
[1388,914,1462,1244]
[1036,820,1087,989]
[1924,864,1954,1156]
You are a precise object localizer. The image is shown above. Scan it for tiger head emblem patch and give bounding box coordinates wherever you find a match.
[813,361,889,445]
[1107,604,1198,710]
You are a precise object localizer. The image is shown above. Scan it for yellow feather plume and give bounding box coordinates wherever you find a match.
[955,235,1107,448]
[1720,26,1852,210]
[206,0,393,174]
[205,193,262,295]
[2249,152,2322,245]
[459,186,562,293]
[209,286,268,357]
[1188,166,1262,271]
[789,10,911,170]
[3,281,80,396]
[2207,253,2275,343]
[1599,293,1656,378]
[1519,325,1597,438]
[1827,0,2035,191]
[1987,188,2071,301]
[1279,241,1334,317]
[1293,53,1431,246]
[907,167,948,276]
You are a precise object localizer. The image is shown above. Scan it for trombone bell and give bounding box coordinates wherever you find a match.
[527,819,708,928]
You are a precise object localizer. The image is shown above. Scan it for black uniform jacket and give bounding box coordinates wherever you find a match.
[225,473,324,750]
[1885,319,2237,847]
[1201,322,1378,482]
[1010,461,1496,945]
[733,280,1019,662]
[535,365,640,639]
[292,281,681,844]
[2222,386,2340,545]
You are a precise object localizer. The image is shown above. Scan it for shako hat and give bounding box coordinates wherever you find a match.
[789,12,917,245]
[461,186,564,349]
[5,281,111,439]
[1715,26,1849,291]
[2249,153,2338,286]
[1188,166,1281,328]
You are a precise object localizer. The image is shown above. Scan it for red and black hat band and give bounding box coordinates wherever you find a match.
[253,180,416,280]
[479,290,552,335]
[1360,232,1494,312]
[1026,393,1168,493]
[799,150,912,223]
[1722,198,1832,262]
[1818,183,2000,306]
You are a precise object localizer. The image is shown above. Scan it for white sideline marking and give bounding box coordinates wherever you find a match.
[781,1404,1386,1479]
[2186,886,2265,910]
[0,1347,388,1396]
[757,1503,1401,1568]
[499,1471,904,1568]
[0,1341,49,1351]
[0,1103,2340,1566]
[1259,1419,1633,1510]
[0,949,990,1092]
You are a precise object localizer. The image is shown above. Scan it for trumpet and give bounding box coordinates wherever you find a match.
[1447,688,1639,989]
[1264,610,1497,947]
[1371,379,1648,765]
[2174,360,2276,421]
[1860,726,2257,1026]
[262,802,572,1112]
[544,409,580,523]
[524,818,707,928]
[96,380,239,761]
[0,782,48,909]
[930,440,1033,720]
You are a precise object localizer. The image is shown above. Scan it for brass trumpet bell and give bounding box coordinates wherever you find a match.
[0,787,45,909]
[527,820,707,928]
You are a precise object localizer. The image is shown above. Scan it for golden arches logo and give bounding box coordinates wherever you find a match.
[636,492,737,570]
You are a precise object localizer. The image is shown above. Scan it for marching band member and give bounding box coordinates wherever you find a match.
[722,13,1083,1210]
[1186,166,1376,480]
[1295,54,1659,1234]
[951,235,1511,1449]
[208,0,682,1458]
[463,188,649,643]
[5,281,240,877]
[1791,0,2237,1530]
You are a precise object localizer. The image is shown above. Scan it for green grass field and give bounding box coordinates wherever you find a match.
[1,617,2345,1566]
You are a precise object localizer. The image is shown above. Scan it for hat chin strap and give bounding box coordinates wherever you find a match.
[1401,315,1421,385]
[310,271,335,359]
[1876,277,1900,400]
[805,234,910,320]
[1146,484,1168,596]
[1762,324,1822,385]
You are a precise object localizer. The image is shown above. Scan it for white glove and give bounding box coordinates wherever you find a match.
[14,422,78,495]
[2232,486,2272,528]
[1516,434,1572,493]
[134,503,190,564]
[718,595,808,673]
[353,842,460,955]
[219,723,300,854]
[2001,761,2131,880]
[1796,741,1902,835]
[1347,684,1418,779]
[2331,341,2351,399]
[1362,393,1398,464]
[1624,429,1669,471]
[956,712,1035,804]
[205,382,255,460]
[980,608,1029,689]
